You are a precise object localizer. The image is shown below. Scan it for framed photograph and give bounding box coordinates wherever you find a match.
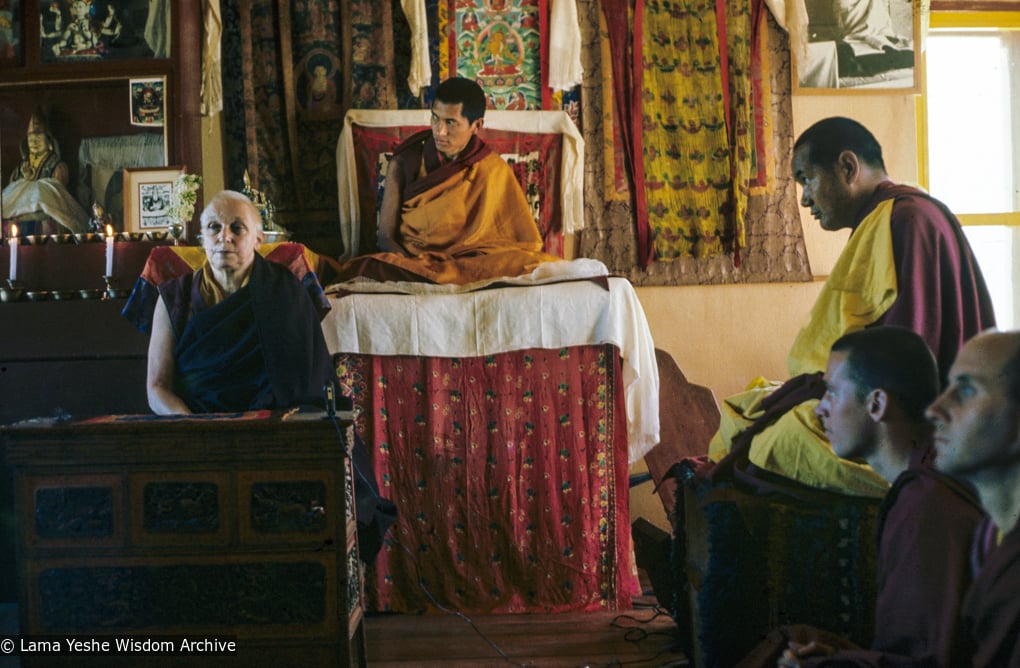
[123,166,183,232]
[793,0,921,94]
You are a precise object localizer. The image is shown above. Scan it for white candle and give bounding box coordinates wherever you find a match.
[8,223,17,282]
[105,224,114,276]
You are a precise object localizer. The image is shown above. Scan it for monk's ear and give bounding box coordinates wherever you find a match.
[472,118,484,134]
[867,388,890,423]
[836,150,861,184]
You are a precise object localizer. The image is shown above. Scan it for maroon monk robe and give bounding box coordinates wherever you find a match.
[394,129,491,201]
[865,444,985,665]
[862,182,996,386]
[737,443,985,668]
[959,518,1020,667]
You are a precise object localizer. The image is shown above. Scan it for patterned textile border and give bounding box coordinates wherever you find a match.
[78,411,273,424]
[335,345,634,613]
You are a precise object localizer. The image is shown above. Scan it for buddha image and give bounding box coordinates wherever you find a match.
[299,51,341,119]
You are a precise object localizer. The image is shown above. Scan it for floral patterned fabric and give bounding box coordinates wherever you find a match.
[334,344,634,613]
[577,2,811,285]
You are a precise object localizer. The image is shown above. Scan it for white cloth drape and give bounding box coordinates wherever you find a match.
[144,0,171,58]
[201,0,223,117]
[321,260,661,464]
[1,179,89,233]
[548,0,584,91]
[400,0,431,97]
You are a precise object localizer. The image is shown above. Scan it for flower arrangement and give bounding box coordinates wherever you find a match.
[167,172,203,223]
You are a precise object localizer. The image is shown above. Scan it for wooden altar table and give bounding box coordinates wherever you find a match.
[2,412,366,667]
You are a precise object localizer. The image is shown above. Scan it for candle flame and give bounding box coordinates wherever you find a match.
[10,223,17,238]
[105,224,114,237]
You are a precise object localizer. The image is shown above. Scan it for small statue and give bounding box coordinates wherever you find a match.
[46,0,100,56]
[1,109,88,234]
[241,170,286,235]
[88,201,112,233]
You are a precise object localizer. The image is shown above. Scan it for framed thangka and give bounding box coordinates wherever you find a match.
[129,77,165,126]
[0,0,21,62]
[40,0,171,64]
[446,0,543,110]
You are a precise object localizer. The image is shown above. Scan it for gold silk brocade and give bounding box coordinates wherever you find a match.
[641,0,756,259]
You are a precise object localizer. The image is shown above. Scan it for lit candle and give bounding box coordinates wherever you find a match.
[8,223,18,282]
[105,224,114,276]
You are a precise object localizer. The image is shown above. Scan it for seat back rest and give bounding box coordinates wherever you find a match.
[643,348,721,521]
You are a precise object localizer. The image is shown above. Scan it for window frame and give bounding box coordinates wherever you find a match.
[918,10,1020,226]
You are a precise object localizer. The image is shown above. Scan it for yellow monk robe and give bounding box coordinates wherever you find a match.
[708,199,899,498]
[383,151,561,284]
[339,129,562,286]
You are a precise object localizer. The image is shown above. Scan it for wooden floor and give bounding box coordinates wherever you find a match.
[363,595,688,667]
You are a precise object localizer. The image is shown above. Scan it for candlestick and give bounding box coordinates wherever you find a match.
[8,223,18,282]
[102,274,117,300]
[104,224,114,276]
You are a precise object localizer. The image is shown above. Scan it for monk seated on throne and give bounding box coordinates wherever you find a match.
[336,77,562,285]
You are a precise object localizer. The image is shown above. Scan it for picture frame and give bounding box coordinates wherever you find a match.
[793,0,921,94]
[129,76,166,127]
[39,0,171,64]
[0,0,21,62]
[123,166,183,232]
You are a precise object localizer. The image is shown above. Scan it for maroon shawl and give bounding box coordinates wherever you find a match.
[393,129,493,202]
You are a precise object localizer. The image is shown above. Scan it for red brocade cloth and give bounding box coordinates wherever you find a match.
[334,344,635,613]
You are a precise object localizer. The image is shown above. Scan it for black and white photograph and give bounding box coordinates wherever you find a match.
[138,181,171,228]
[122,166,183,232]
[796,0,919,92]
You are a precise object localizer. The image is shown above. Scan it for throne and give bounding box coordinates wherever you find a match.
[324,109,659,615]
